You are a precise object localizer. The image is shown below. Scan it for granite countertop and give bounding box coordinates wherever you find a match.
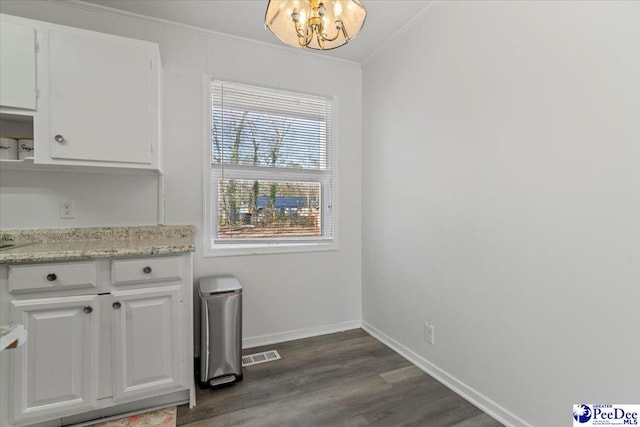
[0,225,196,264]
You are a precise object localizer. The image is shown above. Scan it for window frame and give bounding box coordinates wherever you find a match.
[202,76,339,257]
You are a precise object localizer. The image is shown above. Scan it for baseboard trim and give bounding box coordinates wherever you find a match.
[243,320,361,349]
[361,321,532,427]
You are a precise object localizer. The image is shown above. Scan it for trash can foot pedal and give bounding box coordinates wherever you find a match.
[208,374,238,387]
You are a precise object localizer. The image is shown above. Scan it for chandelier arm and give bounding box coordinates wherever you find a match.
[294,21,311,39]
[319,28,341,42]
[298,35,313,47]
[317,19,348,43]
[294,20,314,46]
[340,23,350,41]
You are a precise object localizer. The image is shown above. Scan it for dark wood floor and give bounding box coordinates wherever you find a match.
[177,329,503,427]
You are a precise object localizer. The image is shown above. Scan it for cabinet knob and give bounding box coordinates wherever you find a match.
[113,302,121,310]
[46,273,57,281]
[83,306,93,314]
[54,134,65,143]
[143,266,152,274]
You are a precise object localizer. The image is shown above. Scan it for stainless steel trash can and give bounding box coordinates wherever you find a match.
[199,275,243,387]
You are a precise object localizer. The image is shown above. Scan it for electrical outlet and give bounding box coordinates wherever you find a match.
[59,200,74,219]
[424,322,434,345]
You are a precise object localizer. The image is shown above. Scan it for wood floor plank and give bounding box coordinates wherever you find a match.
[177,329,503,427]
[452,413,505,427]
[379,365,425,384]
[184,375,391,427]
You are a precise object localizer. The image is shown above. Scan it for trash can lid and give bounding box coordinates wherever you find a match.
[199,275,242,295]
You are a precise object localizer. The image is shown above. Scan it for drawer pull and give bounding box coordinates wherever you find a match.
[83,306,93,314]
[113,302,121,310]
[143,266,152,274]
[54,134,65,143]
[46,273,57,282]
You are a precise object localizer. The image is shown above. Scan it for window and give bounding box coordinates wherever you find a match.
[206,80,335,254]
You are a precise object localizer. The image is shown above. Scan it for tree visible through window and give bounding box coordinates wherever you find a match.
[210,80,334,244]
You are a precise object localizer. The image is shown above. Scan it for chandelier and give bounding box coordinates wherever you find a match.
[265,0,367,50]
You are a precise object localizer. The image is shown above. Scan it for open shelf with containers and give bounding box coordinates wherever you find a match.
[0,113,35,162]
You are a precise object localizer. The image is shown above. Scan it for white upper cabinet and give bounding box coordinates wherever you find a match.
[0,13,161,172]
[48,30,156,166]
[0,20,37,110]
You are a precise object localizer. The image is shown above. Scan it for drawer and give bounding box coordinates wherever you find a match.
[111,256,183,285]
[8,261,98,293]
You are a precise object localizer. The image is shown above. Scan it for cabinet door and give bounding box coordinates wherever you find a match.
[111,285,183,401]
[10,295,98,423]
[48,29,154,165]
[0,20,37,110]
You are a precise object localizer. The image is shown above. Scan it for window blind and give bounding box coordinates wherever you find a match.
[211,81,331,171]
[210,80,334,243]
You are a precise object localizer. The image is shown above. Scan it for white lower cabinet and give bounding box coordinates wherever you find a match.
[111,286,183,401]
[0,254,193,427]
[10,295,99,423]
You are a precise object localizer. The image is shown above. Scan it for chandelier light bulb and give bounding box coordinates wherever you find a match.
[334,2,343,18]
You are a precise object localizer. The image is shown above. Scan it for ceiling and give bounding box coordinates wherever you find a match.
[82,0,432,63]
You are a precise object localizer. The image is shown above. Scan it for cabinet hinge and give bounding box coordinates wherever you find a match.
[35,40,40,53]
[150,59,152,71]
[35,88,39,99]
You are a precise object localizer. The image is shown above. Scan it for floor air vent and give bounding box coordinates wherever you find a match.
[242,350,281,367]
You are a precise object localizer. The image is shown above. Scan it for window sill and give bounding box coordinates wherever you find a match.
[203,240,338,257]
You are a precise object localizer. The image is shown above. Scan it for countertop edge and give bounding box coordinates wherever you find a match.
[1,225,195,244]
[0,225,197,264]
[0,244,195,265]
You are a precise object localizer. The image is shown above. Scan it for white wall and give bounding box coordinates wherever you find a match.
[0,0,362,346]
[363,1,640,426]
[0,170,160,227]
